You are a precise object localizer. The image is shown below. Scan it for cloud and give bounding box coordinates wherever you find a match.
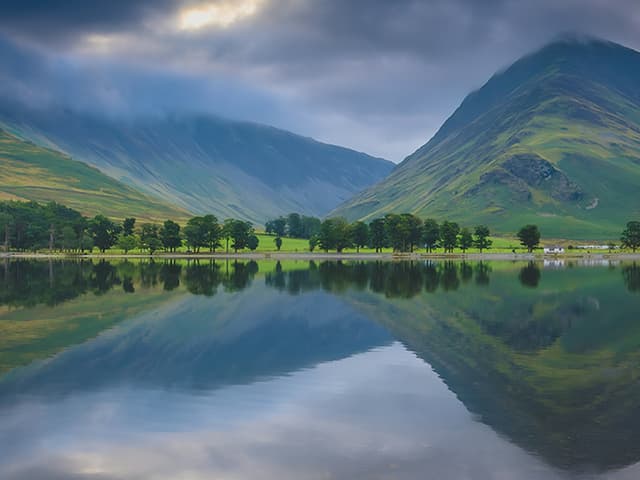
[1,0,639,160]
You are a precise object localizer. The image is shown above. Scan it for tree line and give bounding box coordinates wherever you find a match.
[0,201,259,254]
[2,199,638,255]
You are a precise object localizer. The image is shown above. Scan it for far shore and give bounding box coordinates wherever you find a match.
[2,251,640,261]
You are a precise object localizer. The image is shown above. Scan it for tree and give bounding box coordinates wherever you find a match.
[89,215,121,252]
[440,221,460,253]
[266,217,287,237]
[384,214,411,252]
[517,225,541,253]
[0,212,12,252]
[621,221,640,252]
[59,225,78,252]
[183,217,206,253]
[140,223,162,254]
[473,225,492,253]
[160,220,182,252]
[422,219,439,253]
[122,218,136,237]
[350,221,369,253]
[459,227,473,253]
[319,217,352,253]
[247,234,259,252]
[402,214,423,252]
[369,218,386,253]
[230,220,254,252]
[117,234,138,254]
[202,214,221,252]
[274,236,283,251]
[301,216,322,239]
[222,218,235,253]
[287,213,303,238]
[309,234,319,252]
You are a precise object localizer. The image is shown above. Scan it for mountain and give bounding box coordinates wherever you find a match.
[332,36,640,239]
[0,102,393,224]
[0,128,188,221]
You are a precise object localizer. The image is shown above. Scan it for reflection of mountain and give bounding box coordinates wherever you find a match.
[342,267,640,472]
[0,283,391,398]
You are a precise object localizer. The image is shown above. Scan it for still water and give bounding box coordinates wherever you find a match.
[1,259,640,479]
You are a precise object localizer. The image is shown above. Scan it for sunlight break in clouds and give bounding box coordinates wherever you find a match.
[179,0,265,30]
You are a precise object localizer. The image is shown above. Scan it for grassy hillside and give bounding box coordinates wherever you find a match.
[333,37,640,239]
[0,128,189,222]
[0,109,393,225]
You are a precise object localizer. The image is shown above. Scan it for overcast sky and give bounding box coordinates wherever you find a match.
[1,0,639,161]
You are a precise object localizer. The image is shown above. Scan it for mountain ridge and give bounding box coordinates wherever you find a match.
[0,100,394,224]
[332,37,640,238]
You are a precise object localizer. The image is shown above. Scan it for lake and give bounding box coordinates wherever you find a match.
[1,258,640,479]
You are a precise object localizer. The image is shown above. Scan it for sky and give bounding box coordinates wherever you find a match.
[1,0,639,162]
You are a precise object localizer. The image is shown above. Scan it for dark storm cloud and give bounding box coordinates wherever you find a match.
[0,0,639,160]
[0,0,177,44]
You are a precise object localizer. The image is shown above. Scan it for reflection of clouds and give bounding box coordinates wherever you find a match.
[0,343,586,480]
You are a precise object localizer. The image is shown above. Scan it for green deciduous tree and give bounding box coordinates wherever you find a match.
[621,221,640,252]
[230,220,254,252]
[440,221,460,253]
[369,218,386,253]
[0,212,12,252]
[287,213,303,238]
[117,233,138,254]
[247,234,259,252]
[160,220,182,252]
[89,215,121,253]
[122,218,136,237]
[517,224,541,253]
[319,217,352,253]
[309,234,319,252]
[266,217,287,237]
[183,217,206,253]
[274,236,283,251]
[459,227,473,253]
[202,215,221,253]
[422,219,440,253]
[384,214,411,252]
[473,225,492,253]
[350,221,369,253]
[140,223,162,254]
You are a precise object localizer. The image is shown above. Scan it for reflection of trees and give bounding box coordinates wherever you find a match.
[90,260,121,295]
[262,261,496,299]
[0,260,93,307]
[440,261,460,291]
[622,263,640,293]
[460,262,473,284]
[222,260,258,292]
[184,260,221,296]
[519,262,541,288]
[475,262,491,286]
[160,262,182,291]
[0,258,503,307]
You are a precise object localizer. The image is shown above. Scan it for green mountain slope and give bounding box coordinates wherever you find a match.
[332,37,640,238]
[0,128,189,221]
[0,107,393,224]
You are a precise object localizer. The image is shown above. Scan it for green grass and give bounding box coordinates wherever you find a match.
[0,129,190,222]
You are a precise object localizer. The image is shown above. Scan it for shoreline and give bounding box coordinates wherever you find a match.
[2,251,639,261]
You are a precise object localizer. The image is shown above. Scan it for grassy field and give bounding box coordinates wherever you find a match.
[75,233,622,256]
[0,129,189,222]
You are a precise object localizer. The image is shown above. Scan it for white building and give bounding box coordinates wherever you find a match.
[544,246,565,254]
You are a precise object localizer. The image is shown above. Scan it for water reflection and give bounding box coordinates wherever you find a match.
[622,262,640,293]
[1,259,640,479]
